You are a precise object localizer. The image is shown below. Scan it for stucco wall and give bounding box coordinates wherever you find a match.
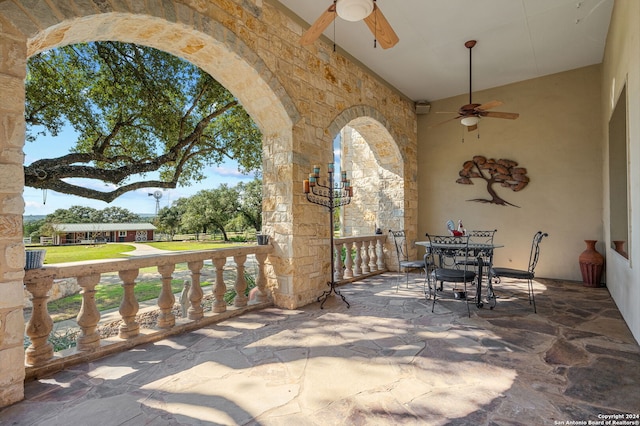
[418,65,604,283]
[601,0,640,343]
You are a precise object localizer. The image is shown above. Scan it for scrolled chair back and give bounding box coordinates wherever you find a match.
[466,229,497,244]
[425,233,472,268]
[389,229,409,262]
[528,231,549,274]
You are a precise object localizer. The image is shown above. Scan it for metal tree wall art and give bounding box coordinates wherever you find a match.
[456,155,529,207]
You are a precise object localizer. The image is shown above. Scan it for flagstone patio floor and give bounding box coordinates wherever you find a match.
[2,274,639,425]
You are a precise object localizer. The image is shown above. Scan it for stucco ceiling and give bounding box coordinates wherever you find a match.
[274,0,614,103]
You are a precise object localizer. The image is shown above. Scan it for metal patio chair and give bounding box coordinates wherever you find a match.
[389,230,426,292]
[490,231,548,313]
[425,233,476,317]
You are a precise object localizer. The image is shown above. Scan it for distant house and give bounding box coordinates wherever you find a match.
[50,223,156,245]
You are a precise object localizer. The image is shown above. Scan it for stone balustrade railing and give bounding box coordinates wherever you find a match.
[23,235,387,379]
[333,234,387,283]
[23,245,273,379]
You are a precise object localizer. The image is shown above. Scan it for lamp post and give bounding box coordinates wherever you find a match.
[303,163,352,308]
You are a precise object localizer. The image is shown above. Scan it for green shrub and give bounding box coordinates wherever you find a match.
[223,272,256,305]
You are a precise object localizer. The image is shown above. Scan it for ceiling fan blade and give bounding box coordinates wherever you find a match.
[363,4,399,49]
[475,100,502,111]
[481,111,520,120]
[300,4,337,46]
[429,116,462,128]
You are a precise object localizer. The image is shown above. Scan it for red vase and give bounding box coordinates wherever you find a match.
[579,240,604,287]
[613,240,628,259]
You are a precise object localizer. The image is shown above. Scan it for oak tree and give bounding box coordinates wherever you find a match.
[181,185,240,241]
[24,41,261,202]
[44,205,141,223]
[156,200,188,241]
[236,179,263,232]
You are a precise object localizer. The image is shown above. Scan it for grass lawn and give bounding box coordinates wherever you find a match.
[41,244,136,264]
[36,240,248,264]
[47,278,188,322]
[145,241,247,251]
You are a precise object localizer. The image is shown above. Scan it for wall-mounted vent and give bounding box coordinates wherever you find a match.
[416,101,431,114]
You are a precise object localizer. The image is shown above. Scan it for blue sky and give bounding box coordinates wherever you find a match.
[23,125,256,217]
[23,127,342,217]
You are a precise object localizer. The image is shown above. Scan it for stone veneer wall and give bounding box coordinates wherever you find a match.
[0,0,417,407]
[341,124,411,271]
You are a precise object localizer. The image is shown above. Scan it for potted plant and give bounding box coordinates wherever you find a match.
[25,249,46,269]
[256,210,270,245]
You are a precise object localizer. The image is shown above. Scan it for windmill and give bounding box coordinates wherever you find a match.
[148,190,162,216]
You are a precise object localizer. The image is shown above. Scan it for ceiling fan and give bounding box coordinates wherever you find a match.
[300,0,399,49]
[434,40,519,131]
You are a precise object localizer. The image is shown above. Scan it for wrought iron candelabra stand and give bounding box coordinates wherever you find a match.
[303,163,352,309]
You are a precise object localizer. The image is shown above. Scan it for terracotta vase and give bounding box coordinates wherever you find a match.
[613,240,628,258]
[579,240,604,287]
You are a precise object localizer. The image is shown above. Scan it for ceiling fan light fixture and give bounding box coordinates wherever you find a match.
[461,116,480,127]
[336,0,374,22]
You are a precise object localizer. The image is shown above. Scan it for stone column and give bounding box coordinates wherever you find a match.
[0,26,27,407]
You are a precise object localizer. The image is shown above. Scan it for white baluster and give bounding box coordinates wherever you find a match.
[157,264,176,329]
[212,257,227,313]
[187,260,204,320]
[76,274,101,351]
[376,239,386,270]
[344,242,354,278]
[234,255,248,307]
[353,241,362,276]
[254,252,269,302]
[369,240,378,272]
[361,240,370,274]
[118,269,140,338]
[24,275,54,365]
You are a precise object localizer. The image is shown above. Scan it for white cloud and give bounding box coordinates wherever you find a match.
[213,166,246,177]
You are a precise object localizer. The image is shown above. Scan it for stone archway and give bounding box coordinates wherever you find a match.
[0,2,297,406]
[23,10,301,307]
[329,106,414,271]
[0,0,418,408]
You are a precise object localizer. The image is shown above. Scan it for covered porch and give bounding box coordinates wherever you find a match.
[2,273,638,424]
[0,0,639,414]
